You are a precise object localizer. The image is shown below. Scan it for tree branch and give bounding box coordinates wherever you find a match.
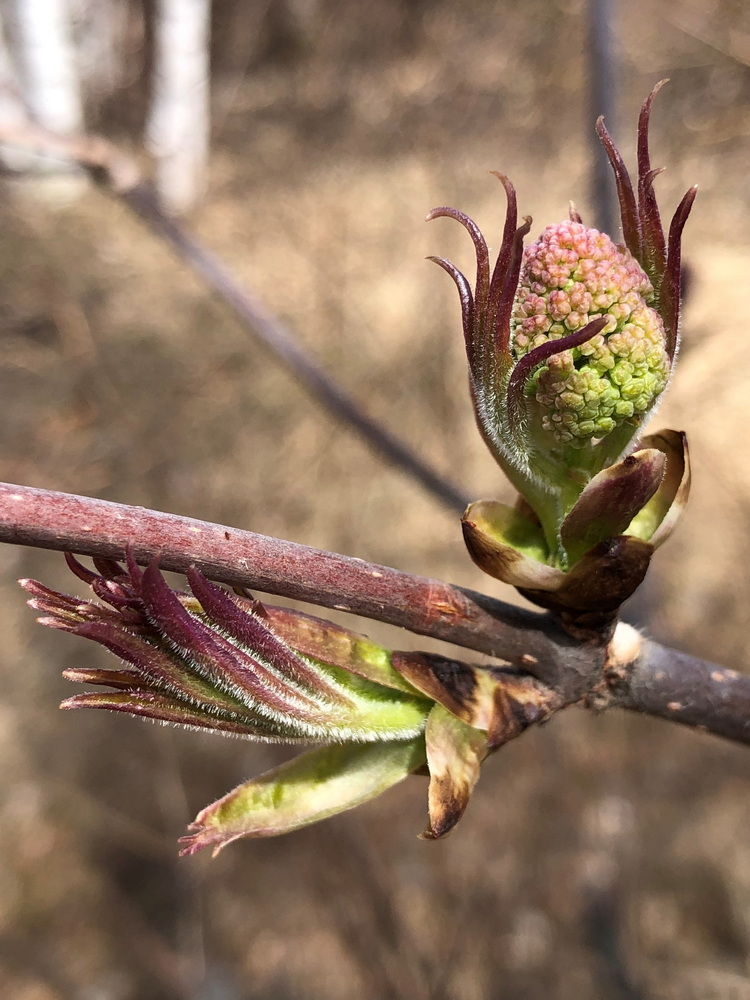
[614,638,750,745]
[2,481,748,747]
[0,482,560,665]
[0,123,469,515]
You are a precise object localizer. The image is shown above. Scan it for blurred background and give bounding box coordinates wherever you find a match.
[1,0,750,997]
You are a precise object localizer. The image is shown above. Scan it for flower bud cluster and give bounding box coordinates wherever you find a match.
[511,221,670,445]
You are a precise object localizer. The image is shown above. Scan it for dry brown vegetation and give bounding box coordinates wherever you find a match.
[2,1,750,997]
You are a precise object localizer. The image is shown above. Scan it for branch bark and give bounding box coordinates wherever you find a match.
[2,481,748,748]
[614,639,750,745]
[0,482,560,664]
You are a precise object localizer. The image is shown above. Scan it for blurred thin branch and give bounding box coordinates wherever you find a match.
[588,0,618,236]
[0,122,470,515]
[2,480,749,749]
[669,12,750,68]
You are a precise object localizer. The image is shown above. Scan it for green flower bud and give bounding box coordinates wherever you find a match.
[430,81,697,614]
[511,221,670,447]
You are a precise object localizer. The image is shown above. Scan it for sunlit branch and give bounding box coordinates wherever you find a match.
[1,481,747,748]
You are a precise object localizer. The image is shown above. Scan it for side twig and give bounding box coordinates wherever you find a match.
[0,123,470,515]
[1,481,748,747]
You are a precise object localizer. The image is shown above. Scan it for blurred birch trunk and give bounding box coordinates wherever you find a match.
[5,0,83,134]
[1,0,84,191]
[68,0,129,112]
[0,13,32,172]
[146,0,212,215]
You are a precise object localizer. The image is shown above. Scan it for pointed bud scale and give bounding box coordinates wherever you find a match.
[259,604,420,695]
[461,501,566,591]
[559,448,666,564]
[390,650,556,738]
[462,431,688,627]
[516,536,654,631]
[180,740,429,856]
[626,429,690,548]
[421,704,487,840]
